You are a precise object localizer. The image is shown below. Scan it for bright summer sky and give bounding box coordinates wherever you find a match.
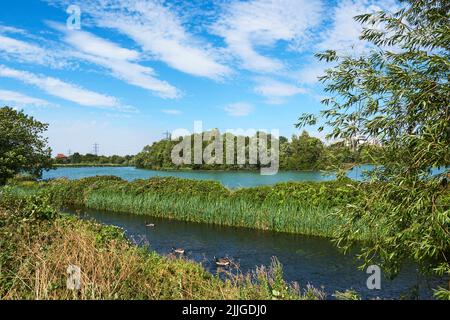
[0,0,399,156]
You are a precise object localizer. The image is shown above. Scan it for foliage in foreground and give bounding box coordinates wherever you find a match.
[6,176,368,239]
[0,192,325,300]
[297,0,450,295]
[0,106,52,185]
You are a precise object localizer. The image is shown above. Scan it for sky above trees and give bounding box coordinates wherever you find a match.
[0,0,399,155]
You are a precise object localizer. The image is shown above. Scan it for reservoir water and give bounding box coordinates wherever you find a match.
[71,208,443,300]
[42,165,372,188]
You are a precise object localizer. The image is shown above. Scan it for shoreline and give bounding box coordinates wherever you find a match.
[50,164,367,173]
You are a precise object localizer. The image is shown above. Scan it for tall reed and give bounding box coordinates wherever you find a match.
[6,176,369,239]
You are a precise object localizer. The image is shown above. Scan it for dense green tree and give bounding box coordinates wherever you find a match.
[281,131,324,170]
[65,153,133,166]
[297,0,449,296]
[0,107,52,184]
[135,130,364,171]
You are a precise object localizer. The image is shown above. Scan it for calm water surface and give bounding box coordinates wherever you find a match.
[51,165,446,298]
[42,166,371,188]
[71,208,443,300]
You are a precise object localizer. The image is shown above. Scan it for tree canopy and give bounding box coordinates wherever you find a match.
[297,0,449,297]
[134,130,372,171]
[0,106,52,184]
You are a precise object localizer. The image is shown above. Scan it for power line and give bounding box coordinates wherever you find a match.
[93,142,99,156]
[163,131,172,141]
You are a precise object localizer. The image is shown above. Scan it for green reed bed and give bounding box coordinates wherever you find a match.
[85,191,339,236]
[4,175,368,239]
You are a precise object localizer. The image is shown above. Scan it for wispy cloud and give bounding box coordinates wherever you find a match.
[212,0,323,73]
[162,109,182,115]
[295,0,399,86]
[51,0,232,80]
[0,89,55,108]
[254,78,306,104]
[0,33,68,69]
[224,102,253,117]
[0,24,28,35]
[317,0,400,54]
[0,65,134,112]
[49,22,180,98]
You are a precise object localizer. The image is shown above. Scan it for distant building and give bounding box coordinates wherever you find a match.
[55,153,69,163]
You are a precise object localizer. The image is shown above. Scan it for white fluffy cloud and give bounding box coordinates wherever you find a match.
[224,102,253,117]
[295,0,400,85]
[254,78,306,104]
[0,65,133,111]
[63,0,231,80]
[0,89,54,108]
[0,34,68,69]
[212,0,323,73]
[52,23,180,98]
[317,0,400,54]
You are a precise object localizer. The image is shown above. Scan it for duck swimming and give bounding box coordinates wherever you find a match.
[214,256,231,267]
[172,247,185,254]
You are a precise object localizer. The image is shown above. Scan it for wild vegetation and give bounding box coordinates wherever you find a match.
[297,0,449,297]
[1,0,449,300]
[0,190,330,300]
[0,107,52,185]
[6,176,368,239]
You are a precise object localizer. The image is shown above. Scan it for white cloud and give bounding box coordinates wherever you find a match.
[254,78,306,104]
[162,109,182,115]
[0,65,133,111]
[0,89,54,108]
[63,29,139,61]
[0,34,68,68]
[51,23,180,98]
[317,0,400,55]
[294,0,400,88]
[0,24,28,35]
[212,0,323,73]
[296,64,327,85]
[224,102,253,117]
[58,0,231,80]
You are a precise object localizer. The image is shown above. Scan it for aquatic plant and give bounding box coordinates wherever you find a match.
[7,176,370,239]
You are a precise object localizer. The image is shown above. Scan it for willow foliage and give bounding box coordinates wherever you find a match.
[297,0,449,296]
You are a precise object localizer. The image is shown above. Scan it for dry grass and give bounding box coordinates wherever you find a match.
[0,200,325,300]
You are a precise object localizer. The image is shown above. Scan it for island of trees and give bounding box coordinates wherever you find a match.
[133,130,382,171]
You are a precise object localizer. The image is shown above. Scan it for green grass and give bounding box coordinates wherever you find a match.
[0,193,328,300]
[4,176,369,239]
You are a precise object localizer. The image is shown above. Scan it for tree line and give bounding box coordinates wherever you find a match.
[54,152,134,166]
[134,130,382,171]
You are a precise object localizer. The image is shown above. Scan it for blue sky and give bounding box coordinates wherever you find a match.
[0,0,398,155]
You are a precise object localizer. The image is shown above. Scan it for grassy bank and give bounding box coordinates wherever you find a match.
[5,176,369,239]
[0,192,328,300]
